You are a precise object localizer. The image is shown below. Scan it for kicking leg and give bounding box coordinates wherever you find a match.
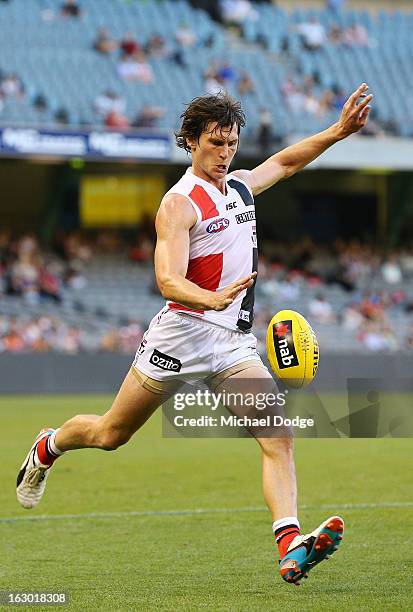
[211,363,297,520]
[16,368,163,508]
[211,363,344,585]
[55,369,162,451]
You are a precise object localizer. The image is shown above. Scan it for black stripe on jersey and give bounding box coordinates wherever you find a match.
[228,179,254,206]
[237,247,258,332]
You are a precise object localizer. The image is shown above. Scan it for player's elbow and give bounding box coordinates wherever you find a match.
[156,273,176,300]
[280,163,297,180]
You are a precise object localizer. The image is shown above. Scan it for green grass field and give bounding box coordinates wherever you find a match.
[0,395,412,611]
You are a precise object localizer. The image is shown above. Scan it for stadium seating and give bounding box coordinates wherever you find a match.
[2,250,413,354]
[0,0,412,136]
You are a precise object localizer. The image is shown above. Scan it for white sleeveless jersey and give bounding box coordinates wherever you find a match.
[163,167,258,332]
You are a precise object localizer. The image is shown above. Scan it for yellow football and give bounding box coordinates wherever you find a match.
[266,309,319,388]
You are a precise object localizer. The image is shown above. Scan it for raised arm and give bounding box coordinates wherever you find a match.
[155,194,256,310]
[233,83,373,196]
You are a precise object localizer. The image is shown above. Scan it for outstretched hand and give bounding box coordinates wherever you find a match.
[337,83,373,138]
[210,272,257,311]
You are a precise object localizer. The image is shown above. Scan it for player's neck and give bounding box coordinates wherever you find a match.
[191,164,227,195]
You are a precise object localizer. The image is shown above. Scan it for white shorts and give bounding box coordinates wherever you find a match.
[131,307,268,393]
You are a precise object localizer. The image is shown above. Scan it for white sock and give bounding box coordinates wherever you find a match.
[49,429,64,456]
[272,516,300,535]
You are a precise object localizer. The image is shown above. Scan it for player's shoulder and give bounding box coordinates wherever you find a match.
[160,191,195,214]
[161,170,204,225]
[227,170,255,202]
[157,192,197,228]
[166,168,195,196]
[227,170,254,193]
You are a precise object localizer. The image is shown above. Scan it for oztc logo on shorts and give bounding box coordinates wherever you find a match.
[149,349,182,372]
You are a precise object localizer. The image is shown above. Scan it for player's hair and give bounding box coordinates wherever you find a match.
[175,92,246,152]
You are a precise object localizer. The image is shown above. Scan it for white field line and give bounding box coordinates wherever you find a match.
[1,501,413,524]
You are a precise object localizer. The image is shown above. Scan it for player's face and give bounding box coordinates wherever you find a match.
[188,122,239,185]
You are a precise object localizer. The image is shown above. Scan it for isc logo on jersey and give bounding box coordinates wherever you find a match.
[206,218,230,234]
[266,310,319,388]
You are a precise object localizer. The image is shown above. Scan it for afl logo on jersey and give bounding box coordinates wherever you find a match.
[206,218,230,234]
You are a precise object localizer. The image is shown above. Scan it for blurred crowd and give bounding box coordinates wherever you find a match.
[0,227,155,305]
[0,0,403,141]
[0,315,143,354]
[0,315,83,353]
[90,5,221,129]
[281,74,347,119]
[0,71,25,114]
[256,237,413,352]
[0,229,88,304]
[3,228,413,354]
[259,237,413,290]
[0,0,217,129]
[0,226,152,354]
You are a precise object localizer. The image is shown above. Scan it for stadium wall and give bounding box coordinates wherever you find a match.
[0,353,411,394]
[4,157,413,241]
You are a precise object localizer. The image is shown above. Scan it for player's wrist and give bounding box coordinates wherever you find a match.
[203,292,218,310]
[330,121,349,141]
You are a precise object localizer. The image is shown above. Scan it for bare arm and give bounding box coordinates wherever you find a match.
[232,83,373,196]
[155,194,256,310]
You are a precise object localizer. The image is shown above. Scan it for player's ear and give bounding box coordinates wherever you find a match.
[186,137,197,151]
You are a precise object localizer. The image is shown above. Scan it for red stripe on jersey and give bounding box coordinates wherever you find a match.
[189,184,219,220]
[187,253,223,289]
[168,303,204,314]
[169,253,223,315]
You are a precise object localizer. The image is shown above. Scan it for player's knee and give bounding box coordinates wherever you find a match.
[95,427,131,451]
[258,436,294,459]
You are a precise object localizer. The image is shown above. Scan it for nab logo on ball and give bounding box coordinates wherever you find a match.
[206,218,230,234]
[266,309,319,388]
[272,321,299,369]
[149,349,182,372]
